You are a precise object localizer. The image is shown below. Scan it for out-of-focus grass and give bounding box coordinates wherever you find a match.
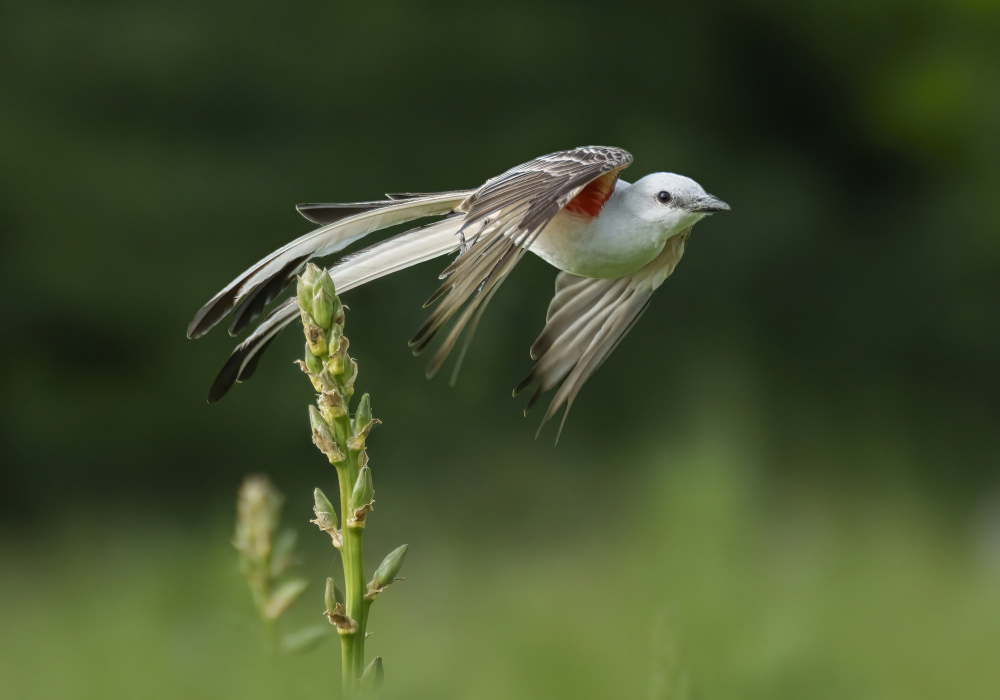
[2,439,998,700]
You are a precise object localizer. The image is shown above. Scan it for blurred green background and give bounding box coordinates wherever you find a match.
[2,0,999,697]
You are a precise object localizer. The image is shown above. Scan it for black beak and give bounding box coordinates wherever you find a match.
[688,194,730,213]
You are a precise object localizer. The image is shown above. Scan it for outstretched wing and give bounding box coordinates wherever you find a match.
[515,229,690,442]
[410,146,633,378]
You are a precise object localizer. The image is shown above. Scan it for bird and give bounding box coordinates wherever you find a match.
[187,146,729,438]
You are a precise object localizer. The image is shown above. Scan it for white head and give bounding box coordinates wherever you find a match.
[619,172,729,235]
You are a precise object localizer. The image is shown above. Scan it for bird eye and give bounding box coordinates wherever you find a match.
[656,190,672,204]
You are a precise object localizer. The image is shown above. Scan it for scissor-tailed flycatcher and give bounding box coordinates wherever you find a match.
[188,146,729,436]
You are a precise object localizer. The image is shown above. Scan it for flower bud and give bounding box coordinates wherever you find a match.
[316,266,337,297]
[309,406,344,462]
[297,279,314,316]
[308,404,326,430]
[301,262,322,286]
[372,544,408,590]
[326,354,345,376]
[304,322,328,356]
[360,657,384,691]
[350,466,374,512]
[313,270,340,327]
[354,393,372,433]
[312,488,337,531]
[328,324,343,352]
[311,286,336,329]
[348,416,379,452]
[324,576,344,611]
[342,359,358,398]
[303,344,323,374]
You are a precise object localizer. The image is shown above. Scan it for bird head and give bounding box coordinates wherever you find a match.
[623,172,729,235]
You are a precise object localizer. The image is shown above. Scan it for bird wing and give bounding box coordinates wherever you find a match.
[409,145,633,378]
[514,231,688,442]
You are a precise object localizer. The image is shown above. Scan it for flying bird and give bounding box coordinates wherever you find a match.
[188,146,729,437]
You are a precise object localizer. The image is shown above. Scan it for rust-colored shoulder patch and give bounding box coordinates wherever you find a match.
[563,170,619,220]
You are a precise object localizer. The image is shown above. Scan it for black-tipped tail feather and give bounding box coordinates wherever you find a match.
[187,191,470,341]
[204,215,465,401]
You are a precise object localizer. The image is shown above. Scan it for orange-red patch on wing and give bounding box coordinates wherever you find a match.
[563,171,618,220]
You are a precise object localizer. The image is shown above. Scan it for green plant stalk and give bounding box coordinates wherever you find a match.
[331,412,367,690]
[299,265,401,697]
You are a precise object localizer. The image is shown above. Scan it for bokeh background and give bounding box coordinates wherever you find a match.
[2,0,999,698]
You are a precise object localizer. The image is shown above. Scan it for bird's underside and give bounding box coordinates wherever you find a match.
[188,145,672,439]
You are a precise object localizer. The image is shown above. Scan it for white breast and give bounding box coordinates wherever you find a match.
[529,205,666,279]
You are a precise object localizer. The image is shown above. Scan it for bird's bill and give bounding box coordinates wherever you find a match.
[688,195,730,213]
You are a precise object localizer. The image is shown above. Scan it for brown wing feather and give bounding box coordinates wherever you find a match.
[514,271,654,443]
[409,146,633,378]
[516,232,690,442]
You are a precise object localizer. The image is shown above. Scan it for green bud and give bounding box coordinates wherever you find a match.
[316,267,337,300]
[360,657,384,691]
[304,322,328,356]
[297,284,312,318]
[311,287,336,329]
[311,269,340,329]
[309,406,344,462]
[342,359,358,398]
[372,544,408,590]
[350,466,374,512]
[312,488,337,531]
[354,393,372,433]
[304,344,323,374]
[324,577,344,611]
[326,354,345,376]
[327,324,343,352]
[308,405,325,430]
[301,262,322,286]
[348,416,379,452]
[296,265,320,314]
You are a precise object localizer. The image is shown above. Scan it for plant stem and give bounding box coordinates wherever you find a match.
[334,461,357,693]
[333,411,367,695]
[298,265,398,697]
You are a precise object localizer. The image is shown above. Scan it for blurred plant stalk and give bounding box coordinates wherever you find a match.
[298,263,407,697]
[233,475,321,652]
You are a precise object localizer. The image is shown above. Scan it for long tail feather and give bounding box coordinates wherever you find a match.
[295,200,396,226]
[187,191,470,340]
[206,215,464,401]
